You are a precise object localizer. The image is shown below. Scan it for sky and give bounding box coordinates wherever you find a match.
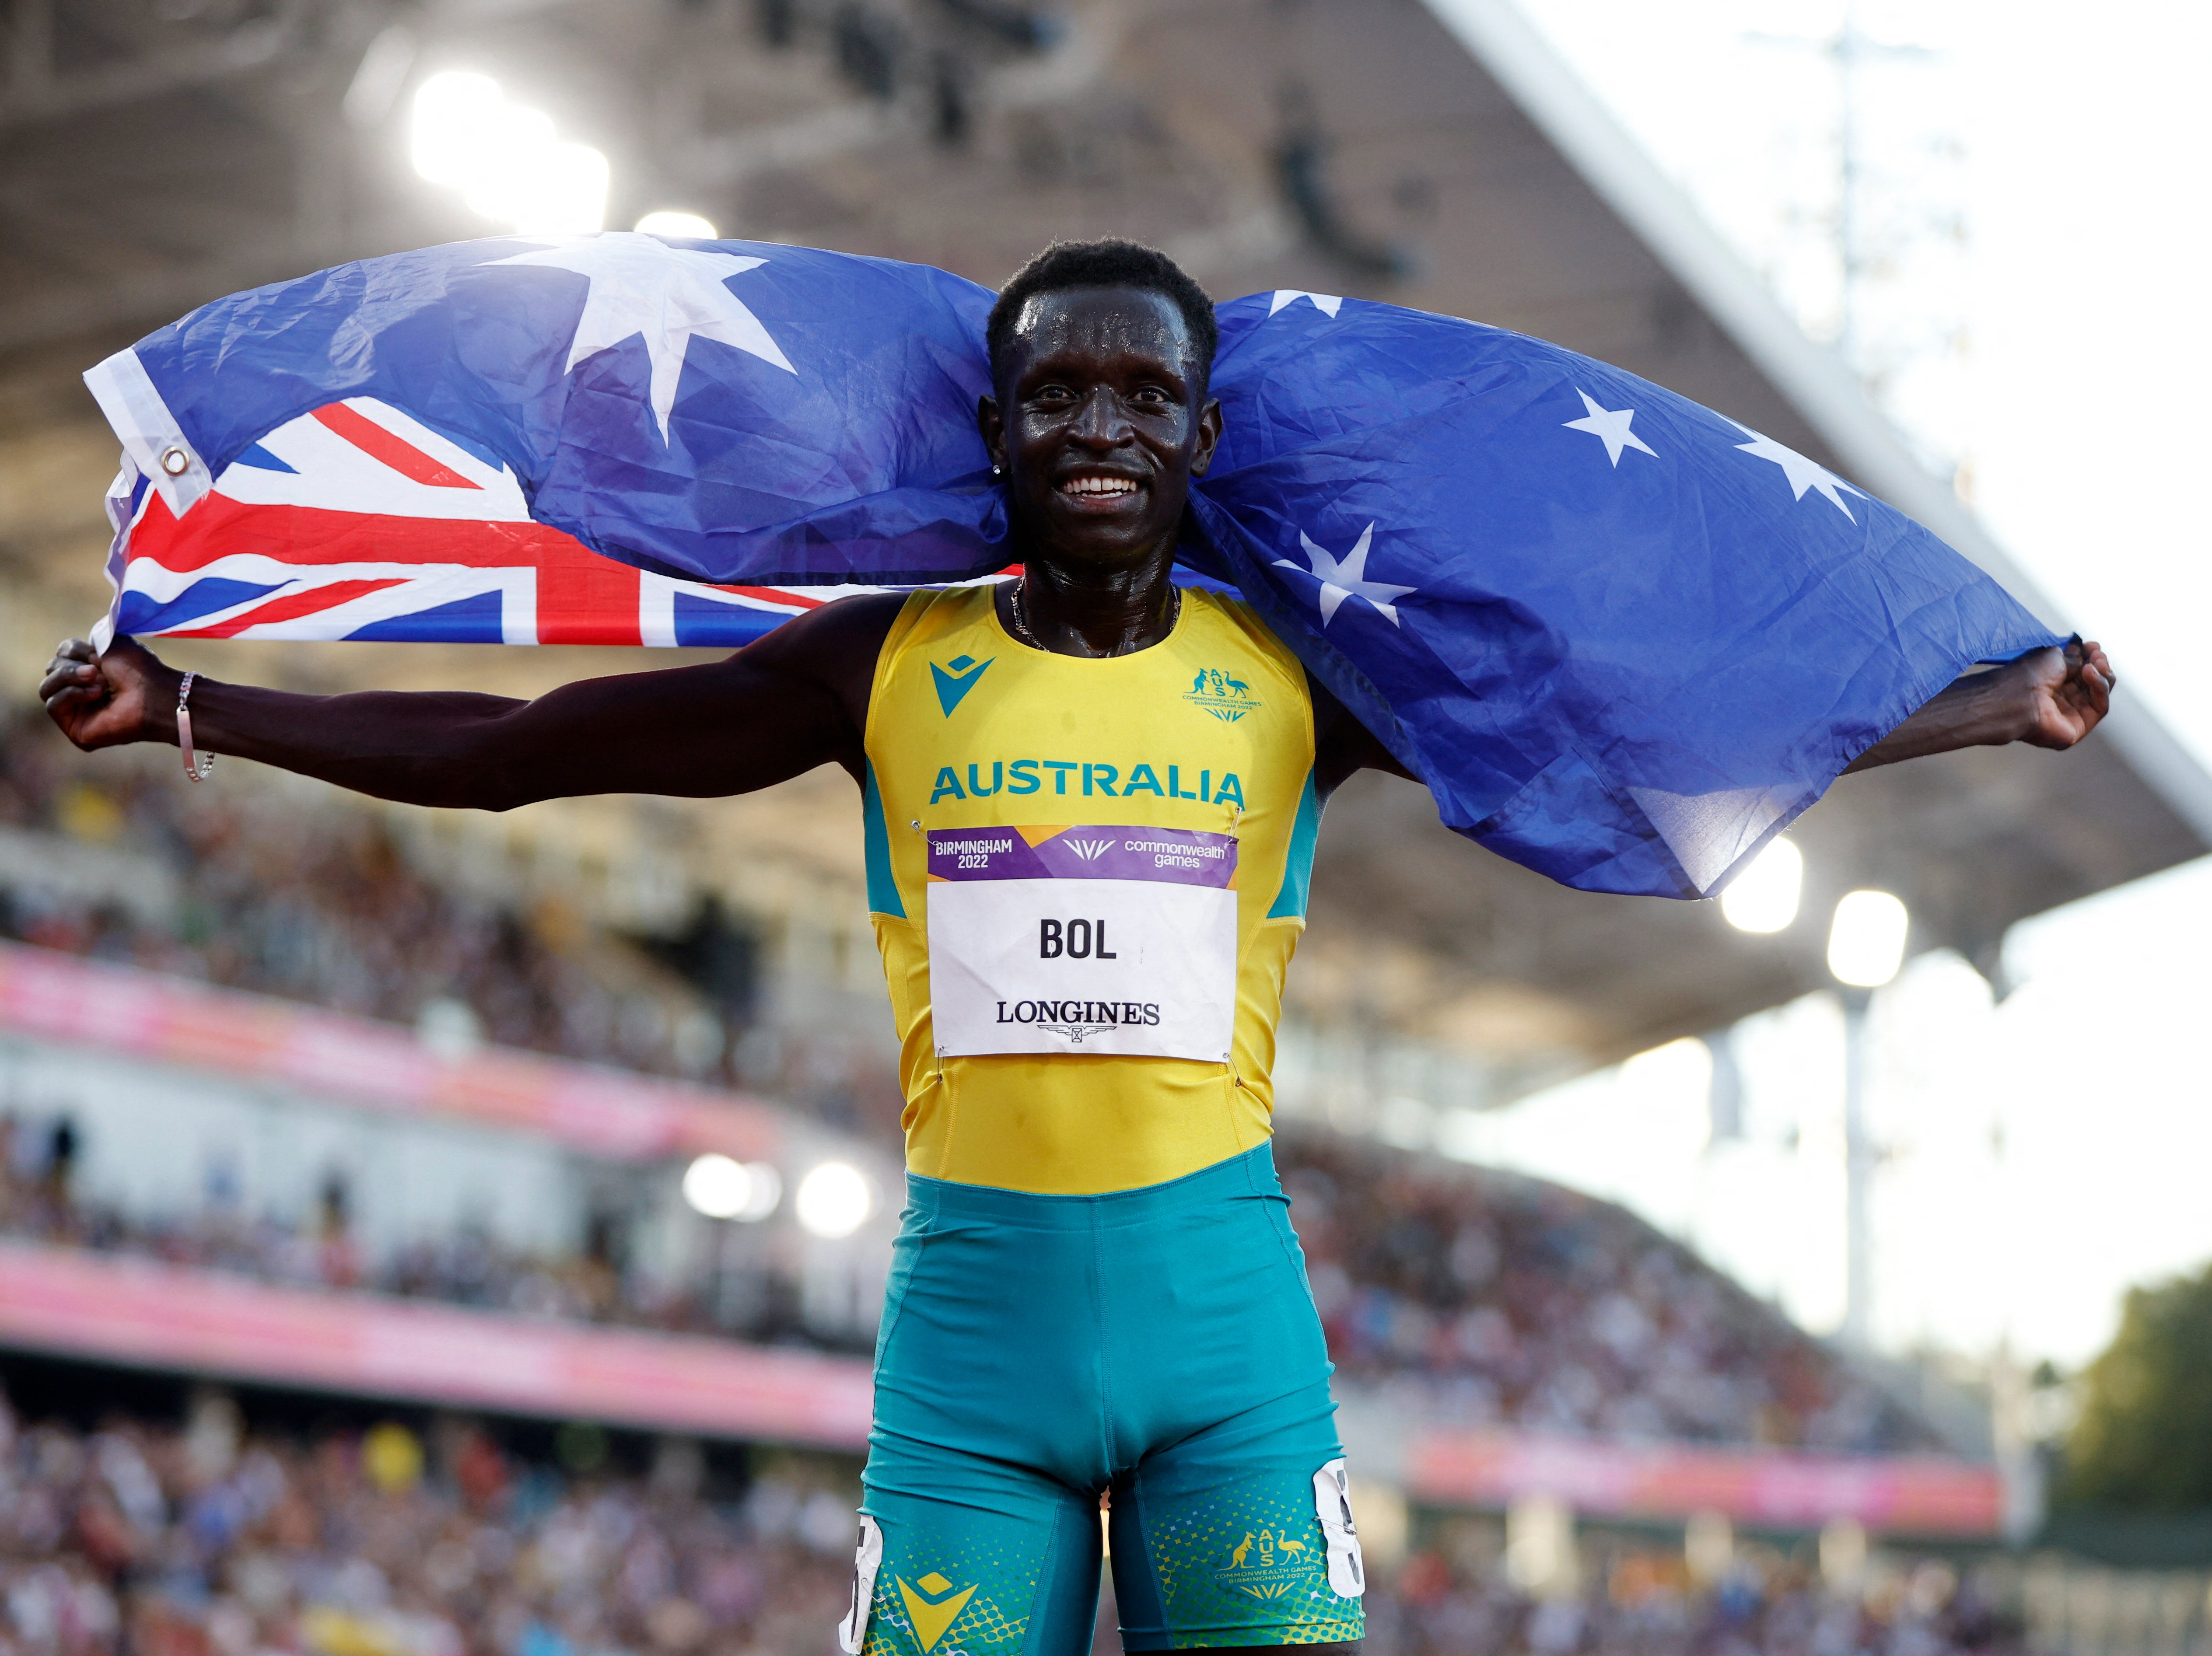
[1449,0,2212,1369]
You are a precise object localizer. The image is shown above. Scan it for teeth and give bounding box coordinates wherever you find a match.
[1063,477,1137,497]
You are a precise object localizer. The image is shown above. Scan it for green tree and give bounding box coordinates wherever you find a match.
[2060,1261,2212,1510]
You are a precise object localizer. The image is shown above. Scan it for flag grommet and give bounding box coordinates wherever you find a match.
[159,446,190,476]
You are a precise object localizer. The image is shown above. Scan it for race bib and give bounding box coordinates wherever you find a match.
[926,825,1239,1060]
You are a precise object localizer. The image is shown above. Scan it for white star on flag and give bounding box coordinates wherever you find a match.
[1269,290,1344,319]
[485,232,795,440]
[1730,423,1864,520]
[1274,522,1415,627]
[1563,389,1657,466]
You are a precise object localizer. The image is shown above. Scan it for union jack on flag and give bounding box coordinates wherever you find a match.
[101,394,900,648]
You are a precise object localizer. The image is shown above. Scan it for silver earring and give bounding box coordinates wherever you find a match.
[992,463,1003,476]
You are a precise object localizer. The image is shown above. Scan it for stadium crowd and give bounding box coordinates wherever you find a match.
[0,1395,2016,1656]
[0,710,733,1086]
[1365,1533,2019,1656]
[1275,1136,1942,1455]
[0,1114,817,1350]
[0,1394,856,1656]
[1,1099,1938,1453]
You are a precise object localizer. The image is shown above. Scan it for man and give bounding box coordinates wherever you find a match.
[41,240,2113,1655]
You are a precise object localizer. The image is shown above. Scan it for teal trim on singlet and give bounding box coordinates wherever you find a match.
[863,762,906,918]
[1265,769,1321,920]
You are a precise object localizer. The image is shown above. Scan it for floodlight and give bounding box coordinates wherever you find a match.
[410,73,607,235]
[795,1161,872,1239]
[636,210,719,240]
[1719,836,1802,933]
[504,141,609,235]
[734,1161,782,1222]
[682,1153,751,1219]
[681,1154,783,1221]
[410,72,507,187]
[1828,890,1909,988]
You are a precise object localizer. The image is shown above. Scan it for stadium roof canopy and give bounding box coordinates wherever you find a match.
[0,0,2204,1088]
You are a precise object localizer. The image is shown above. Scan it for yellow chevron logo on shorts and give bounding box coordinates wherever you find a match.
[896,1572,976,1652]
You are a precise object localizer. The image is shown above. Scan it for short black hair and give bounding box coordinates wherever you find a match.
[987,239,1218,392]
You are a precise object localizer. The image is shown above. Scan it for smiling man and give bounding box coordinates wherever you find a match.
[41,239,2115,1656]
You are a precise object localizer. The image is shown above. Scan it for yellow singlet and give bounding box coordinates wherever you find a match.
[861,582,1321,1195]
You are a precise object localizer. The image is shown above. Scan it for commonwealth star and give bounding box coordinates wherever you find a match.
[484,231,795,440]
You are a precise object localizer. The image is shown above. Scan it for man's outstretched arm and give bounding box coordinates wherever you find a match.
[37,594,905,810]
[1311,639,2115,796]
[1843,639,2114,773]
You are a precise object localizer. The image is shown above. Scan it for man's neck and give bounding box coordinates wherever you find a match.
[1002,548,1180,657]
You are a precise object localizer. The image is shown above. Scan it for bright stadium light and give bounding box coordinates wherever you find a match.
[410,71,607,234]
[735,1160,782,1221]
[681,1154,784,1222]
[1828,890,1909,988]
[682,1153,750,1219]
[635,210,719,240]
[795,1161,872,1239]
[1719,836,1802,933]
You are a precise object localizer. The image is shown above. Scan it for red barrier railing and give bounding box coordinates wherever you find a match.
[0,939,784,1163]
[1407,1424,2002,1537]
[0,1240,874,1449]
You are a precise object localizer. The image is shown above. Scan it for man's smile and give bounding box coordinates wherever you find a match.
[1057,472,1144,505]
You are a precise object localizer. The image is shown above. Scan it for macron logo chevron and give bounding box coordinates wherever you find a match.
[931,653,993,716]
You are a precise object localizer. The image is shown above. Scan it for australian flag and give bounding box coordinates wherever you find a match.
[85,233,2063,899]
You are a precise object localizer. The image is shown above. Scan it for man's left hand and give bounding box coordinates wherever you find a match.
[2016,638,2116,750]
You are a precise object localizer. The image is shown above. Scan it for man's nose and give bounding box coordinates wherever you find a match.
[1069,387,1130,447]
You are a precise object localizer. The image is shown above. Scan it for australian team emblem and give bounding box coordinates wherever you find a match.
[1215,1527,1316,1600]
[1185,668,1260,723]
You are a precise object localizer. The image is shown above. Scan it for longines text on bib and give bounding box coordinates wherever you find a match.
[925,825,1239,1059]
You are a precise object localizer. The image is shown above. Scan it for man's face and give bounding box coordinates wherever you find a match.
[979,286,1222,574]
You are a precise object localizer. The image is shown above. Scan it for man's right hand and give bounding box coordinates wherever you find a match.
[40,636,173,752]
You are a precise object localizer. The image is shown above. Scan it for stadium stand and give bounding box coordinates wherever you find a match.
[0,1388,2021,1656]
[0,1075,1939,1451]
[1275,1134,1944,1454]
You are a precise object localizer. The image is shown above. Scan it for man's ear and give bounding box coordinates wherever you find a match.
[1188,396,1224,478]
[977,394,1006,472]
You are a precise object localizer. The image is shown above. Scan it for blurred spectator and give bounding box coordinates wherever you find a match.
[0,710,732,1086]
[0,1109,833,1352]
[0,1107,1942,1450]
[1275,1133,1942,1454]
[1363,1525,2019,1656]
[0,1393,856,1656]
[0,1392,2013,1656]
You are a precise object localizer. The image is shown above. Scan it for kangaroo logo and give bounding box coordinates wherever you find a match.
[1218,1522,1316,1600]
[1183,666,1261,723]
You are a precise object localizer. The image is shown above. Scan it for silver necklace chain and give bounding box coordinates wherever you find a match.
[1009,576,1180,657]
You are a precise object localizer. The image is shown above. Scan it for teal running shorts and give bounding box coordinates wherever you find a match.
[838,1144,1365,1656]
